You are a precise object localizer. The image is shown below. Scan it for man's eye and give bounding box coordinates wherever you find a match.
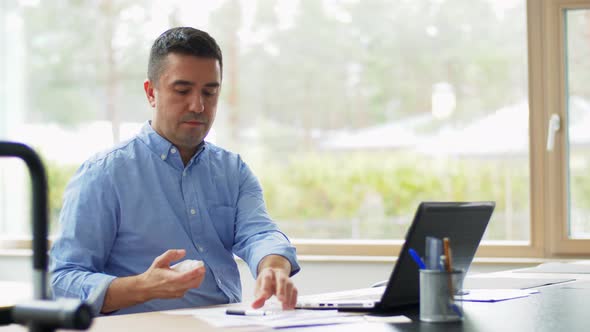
[176,90,190,95]
[203,89,218,97]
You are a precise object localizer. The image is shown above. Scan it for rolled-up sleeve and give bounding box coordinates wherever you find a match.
[49,160,119,316]
[231,157,300,279]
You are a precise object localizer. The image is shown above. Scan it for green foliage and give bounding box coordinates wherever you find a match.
[21,0,152,125]
[46,162,78,233]
[254,152,531,240]
[571,153,590,210]
[44,152,534,240]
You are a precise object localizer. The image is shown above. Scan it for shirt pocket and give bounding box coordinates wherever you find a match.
[207,204,236,250]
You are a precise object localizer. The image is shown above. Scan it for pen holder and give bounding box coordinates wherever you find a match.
[419,269,464,323]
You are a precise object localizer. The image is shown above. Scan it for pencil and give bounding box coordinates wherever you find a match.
[443,238,462,318]
[443,237,452,273]
[443,238,454,302]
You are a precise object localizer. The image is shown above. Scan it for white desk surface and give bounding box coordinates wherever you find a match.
[4,264,590,331]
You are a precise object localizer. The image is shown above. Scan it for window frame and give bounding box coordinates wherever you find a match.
[291,0,547,259]
[295,0,590,259]
[543,0,590,255]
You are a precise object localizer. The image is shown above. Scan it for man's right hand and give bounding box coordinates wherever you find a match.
[101,249,205,313]
[138,249,206,300]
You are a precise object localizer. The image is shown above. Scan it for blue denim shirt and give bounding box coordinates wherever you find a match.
[49,122,300,315]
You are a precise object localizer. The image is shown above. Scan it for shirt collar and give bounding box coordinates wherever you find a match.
[137,121,207,164]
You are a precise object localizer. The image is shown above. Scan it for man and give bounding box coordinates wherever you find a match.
[50,27,300,316]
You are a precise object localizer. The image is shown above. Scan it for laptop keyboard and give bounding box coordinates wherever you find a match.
[297,286,386,302]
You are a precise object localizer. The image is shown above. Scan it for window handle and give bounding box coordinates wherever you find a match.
[546,113,561,151]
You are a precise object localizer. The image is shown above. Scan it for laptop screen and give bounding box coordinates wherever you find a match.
[379,201,495,311]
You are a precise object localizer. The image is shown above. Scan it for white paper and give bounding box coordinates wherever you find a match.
[0,281,32,307]
[363,315,412,323]
[560,280,590,289]
[514,262,590,274]
[456,289,539,302]
[163,307,367,328]
[216,309,365,328]
[463,276,575,289]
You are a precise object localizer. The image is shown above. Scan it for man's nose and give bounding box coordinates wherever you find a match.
[189,94,205,113]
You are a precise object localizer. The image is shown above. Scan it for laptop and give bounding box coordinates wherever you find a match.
[295,201,495,312]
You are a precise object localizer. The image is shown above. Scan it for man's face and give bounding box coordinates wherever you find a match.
[144,53,221,151]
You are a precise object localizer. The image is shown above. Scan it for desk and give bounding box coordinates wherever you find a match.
[0,282,31,308]
[2,270,589,331]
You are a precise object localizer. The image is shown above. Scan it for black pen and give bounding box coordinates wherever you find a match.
[225,309,275,316]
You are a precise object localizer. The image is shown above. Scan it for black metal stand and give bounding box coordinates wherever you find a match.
[0,141,93,331]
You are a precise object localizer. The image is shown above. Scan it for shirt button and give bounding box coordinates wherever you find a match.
[160,154,166,160]
[182,171,187,177]
[171,148,177,154]
[190,208,196,215]
[197,246,204,252]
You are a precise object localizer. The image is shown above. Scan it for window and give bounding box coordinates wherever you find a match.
[542,0,590,254]
[0,0,588,258]
[1,0,31,242]
[566,9,590,239]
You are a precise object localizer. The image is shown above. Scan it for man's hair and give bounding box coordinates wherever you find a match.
[147,27,223,84]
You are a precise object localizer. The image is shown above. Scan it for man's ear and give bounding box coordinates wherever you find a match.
[144,79,156,108]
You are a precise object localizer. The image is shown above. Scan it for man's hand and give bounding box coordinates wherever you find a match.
[102,249,205,313]
[251,255,297,310]
[137,249,206,299]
